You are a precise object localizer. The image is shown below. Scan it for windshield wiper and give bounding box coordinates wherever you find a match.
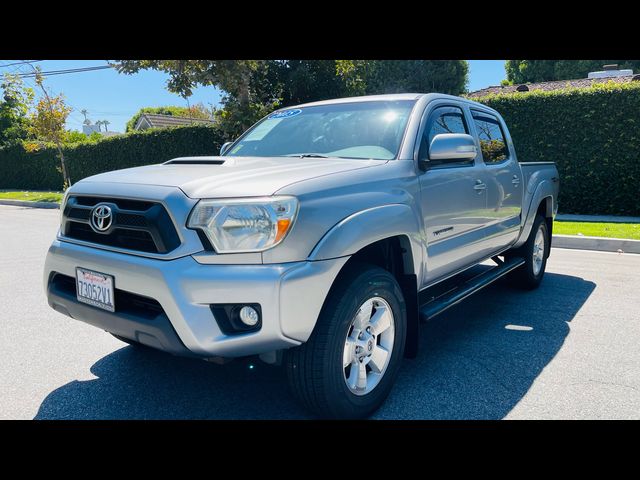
[285,153,329,158]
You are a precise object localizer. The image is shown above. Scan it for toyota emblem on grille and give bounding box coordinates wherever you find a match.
[90,204,113,232]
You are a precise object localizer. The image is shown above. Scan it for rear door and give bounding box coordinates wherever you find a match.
[417,104,491,284]
[469,109,522,249]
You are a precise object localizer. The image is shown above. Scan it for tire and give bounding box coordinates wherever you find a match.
[285,263,407,419]
[507,214,549,290]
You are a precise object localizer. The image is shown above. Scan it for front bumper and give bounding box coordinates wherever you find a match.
[44,239,348,358]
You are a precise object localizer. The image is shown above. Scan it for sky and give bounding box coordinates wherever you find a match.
[0,60,506,133]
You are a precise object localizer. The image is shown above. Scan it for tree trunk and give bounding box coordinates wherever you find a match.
[238,70,251,130]
[54,141,71,189]
[238,70,251,106]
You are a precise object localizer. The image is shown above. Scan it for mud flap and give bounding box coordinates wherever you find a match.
[400,274,419,359]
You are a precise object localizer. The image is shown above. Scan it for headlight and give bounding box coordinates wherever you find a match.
[188,196,299,253]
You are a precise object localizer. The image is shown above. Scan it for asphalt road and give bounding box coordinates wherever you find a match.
[1,204,639,419]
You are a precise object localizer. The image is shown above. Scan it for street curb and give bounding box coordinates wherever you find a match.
[0,199,60,209]
[553,234,640,254]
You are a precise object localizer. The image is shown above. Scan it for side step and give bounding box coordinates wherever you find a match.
[419,256,525,321]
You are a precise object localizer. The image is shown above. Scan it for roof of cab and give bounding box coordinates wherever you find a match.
[290,93,425,109]
[288,92,496,112]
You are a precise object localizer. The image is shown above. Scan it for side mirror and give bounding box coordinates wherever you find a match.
[423,133,477,168]
[220,141,234,156]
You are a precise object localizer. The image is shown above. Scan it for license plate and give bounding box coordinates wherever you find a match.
[76,267,115,312]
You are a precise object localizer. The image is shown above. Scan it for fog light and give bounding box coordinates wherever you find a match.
[239,306,259,326]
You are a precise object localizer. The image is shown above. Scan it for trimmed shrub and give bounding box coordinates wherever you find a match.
[0,125,226,191]
[475,82,640,216]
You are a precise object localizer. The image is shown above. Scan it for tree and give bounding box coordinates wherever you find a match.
[115,60,350,137]
[94,120,102,132]
[337,60,469,96]
[103,120,110,131]
[80,109,90,125]
[26,68,72,188]
[268,60,348,106]
[115,60,259,134]
[114,60,469,139]
[65,130,90,144]
[505,60,640,84]
[0,73,34,148]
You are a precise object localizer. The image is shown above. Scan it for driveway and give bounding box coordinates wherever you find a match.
[1,204,638,419]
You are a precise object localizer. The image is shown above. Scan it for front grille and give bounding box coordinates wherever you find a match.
[51,273,164,319]
[62,195,181,254]
[67,222,158,253]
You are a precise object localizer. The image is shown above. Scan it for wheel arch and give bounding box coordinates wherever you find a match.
[514,180,555,249]
[307,204,423,277]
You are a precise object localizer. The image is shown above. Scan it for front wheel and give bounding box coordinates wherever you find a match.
[285,263,407,419]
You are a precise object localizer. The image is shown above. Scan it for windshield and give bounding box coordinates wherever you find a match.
[225,100,416,160]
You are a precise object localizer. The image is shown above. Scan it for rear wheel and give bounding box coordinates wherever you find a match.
[508,214,549,289]
[285,264,407,419]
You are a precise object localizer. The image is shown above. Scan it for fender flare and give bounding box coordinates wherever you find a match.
[307,204,423,277]
[514,180,555,248]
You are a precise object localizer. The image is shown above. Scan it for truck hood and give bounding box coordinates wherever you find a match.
[80,156,385,198]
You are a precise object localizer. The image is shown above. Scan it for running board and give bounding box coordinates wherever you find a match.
[419,256,525,321]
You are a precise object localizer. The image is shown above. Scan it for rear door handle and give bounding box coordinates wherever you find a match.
[474,180,486,192]
[512,175,520,186]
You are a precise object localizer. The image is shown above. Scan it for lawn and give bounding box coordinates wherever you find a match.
[0,191,63,203]
[554,221,640,240]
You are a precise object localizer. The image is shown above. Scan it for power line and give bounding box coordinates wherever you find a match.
[11,62,127,131]
[17,65,113,78]
[0,60,43,68]
[10,64,88,129]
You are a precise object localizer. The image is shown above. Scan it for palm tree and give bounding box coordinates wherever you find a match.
[103,120,110,132]
[95,120,102,132]
[80,109,90,125]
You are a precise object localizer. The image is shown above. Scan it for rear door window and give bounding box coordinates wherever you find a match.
[471,111,510,164]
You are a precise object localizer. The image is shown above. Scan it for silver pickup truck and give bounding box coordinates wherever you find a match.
[44,93,559,418]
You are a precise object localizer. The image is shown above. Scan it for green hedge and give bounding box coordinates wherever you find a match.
[475,82,640,216]
[0,124,226,191]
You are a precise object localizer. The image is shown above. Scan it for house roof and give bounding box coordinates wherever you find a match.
[467,74,640,98]
[135,113,215,129]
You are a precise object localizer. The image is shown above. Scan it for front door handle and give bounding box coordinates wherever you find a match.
[473,179,486,192]
[512,175,520,186]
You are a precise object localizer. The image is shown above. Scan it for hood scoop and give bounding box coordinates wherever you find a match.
[164,156,226,165]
